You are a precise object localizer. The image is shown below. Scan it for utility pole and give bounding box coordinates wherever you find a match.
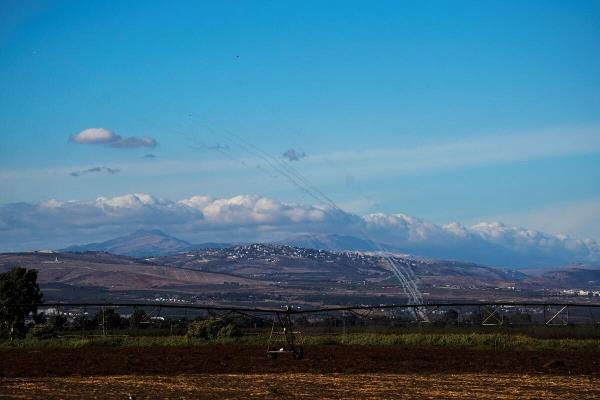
[102,306,106,336]
[342,311,347,344]
[81,306,86,338]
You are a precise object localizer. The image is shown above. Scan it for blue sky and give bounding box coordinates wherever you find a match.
[1,0,600,249]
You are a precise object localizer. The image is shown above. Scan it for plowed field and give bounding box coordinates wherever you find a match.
[1,345,598,399]
[2,373,599,399]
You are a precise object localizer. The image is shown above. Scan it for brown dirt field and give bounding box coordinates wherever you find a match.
[1,373,599,399]
[1,345,599,377]
[1,346,598,399]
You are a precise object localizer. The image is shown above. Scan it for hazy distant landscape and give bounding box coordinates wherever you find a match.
[2,229,598,307]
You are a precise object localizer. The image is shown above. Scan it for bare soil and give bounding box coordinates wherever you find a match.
[1,345,599,399]
[1,373,599,399]
[1,345,599,377]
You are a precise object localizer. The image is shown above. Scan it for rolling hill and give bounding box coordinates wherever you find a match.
[4,236,599,306]
[0,251,262,302]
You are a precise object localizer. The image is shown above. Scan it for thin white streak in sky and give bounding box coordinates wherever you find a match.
[1,125,598,185]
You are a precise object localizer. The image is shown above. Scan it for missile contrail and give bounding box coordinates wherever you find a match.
[176,116,424,305]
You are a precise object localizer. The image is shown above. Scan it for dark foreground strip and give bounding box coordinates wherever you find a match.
[1,345,599,377]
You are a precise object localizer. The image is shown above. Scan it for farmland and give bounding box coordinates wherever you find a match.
[3,329,600,351]
[2,373,599,400]
[1,343,599,399]
[2,248,600,399]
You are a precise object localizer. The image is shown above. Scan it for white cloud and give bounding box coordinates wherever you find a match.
[0,194,202,246]
[96,193,163,208]
[486,198,600,240]
[362,215,600,267]
[69,128,118,144]
[0,193,598,267]
[179,195,336,227]
[69,128,157,149]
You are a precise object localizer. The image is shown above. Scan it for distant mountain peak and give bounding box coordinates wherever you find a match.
[61,230,233,257]
[62,229,191,257]
[130,229,170,237]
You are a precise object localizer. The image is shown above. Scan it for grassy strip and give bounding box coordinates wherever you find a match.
[304,333,600,351]
[2,332,600,351]
[0,335,261,349]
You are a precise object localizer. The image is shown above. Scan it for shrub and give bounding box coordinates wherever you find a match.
[186,318,242,340]
[217,322,242,339]
[130,308,148,329]
[266,383,280,394]
[27,324,57,340]
[47,313,68,330]
[93,308,124,331]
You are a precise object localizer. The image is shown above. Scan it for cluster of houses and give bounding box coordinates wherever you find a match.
[560,289,600,297]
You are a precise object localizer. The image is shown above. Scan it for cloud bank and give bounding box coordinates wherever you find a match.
[0,193,598,267]
[70,128,157,148]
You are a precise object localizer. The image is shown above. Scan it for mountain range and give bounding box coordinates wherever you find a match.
[61,230,395,258]
[3,241,599,306]
[61,230,600,275]
[0,221,598,309]
[56,229,600,290]
[61,230,230,257]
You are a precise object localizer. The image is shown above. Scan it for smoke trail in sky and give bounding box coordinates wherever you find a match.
[180,118,424,305]
[143,111,422,304]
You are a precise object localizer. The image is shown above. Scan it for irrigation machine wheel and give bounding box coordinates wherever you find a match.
[293,346,304,360]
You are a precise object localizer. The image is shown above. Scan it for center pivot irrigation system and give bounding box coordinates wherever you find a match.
[19,301,600,360]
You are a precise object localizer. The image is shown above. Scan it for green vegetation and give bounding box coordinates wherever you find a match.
[1,269,598,353]
[2,331,599,351]
[0,334,254,349]
[308,324,600,340]
[26,323,57,340]
[304,332,600,351]
[266,383,281,394]
[186,318,242,340]
[0,267,43,339]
